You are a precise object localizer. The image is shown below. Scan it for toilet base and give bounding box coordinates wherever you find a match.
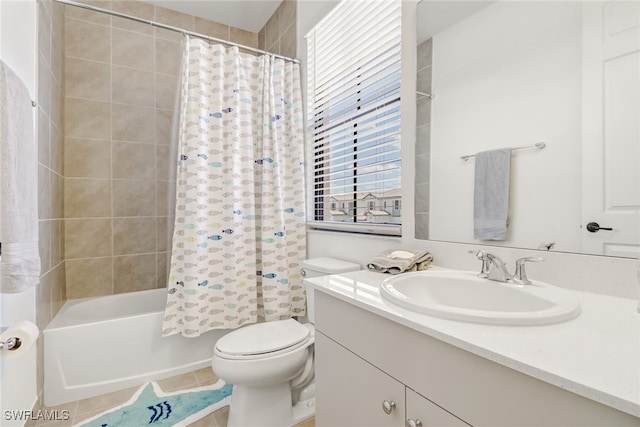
[226,381,315,427]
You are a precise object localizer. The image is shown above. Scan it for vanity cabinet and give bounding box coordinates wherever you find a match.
[314,290,639,427]
[316,332,470,427]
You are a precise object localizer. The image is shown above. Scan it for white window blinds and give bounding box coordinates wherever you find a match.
[306,0,402,236]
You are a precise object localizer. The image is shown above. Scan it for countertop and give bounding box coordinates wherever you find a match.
[306,268,640,418]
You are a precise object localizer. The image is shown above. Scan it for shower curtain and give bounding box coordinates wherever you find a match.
[162,37,306,338]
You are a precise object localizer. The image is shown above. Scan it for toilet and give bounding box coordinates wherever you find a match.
[212,257,360,427]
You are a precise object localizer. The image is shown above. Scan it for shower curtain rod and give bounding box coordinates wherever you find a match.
[54,0,300,64]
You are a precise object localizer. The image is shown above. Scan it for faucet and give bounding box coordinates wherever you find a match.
[473,250,543,285]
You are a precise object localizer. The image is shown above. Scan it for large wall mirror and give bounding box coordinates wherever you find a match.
[415,0,639,258]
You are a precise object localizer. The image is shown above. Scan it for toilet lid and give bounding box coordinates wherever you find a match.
[215,318,310,356]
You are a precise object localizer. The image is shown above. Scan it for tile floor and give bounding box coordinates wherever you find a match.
[28,367,315,427]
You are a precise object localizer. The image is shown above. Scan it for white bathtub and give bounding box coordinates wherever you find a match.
[43,288,228,406]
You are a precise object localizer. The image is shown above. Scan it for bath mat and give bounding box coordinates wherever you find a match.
[74,380,232,427]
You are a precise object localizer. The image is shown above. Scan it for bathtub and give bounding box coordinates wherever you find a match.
[43,288,228,407]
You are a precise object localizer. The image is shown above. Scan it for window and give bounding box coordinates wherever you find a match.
[306,0,402,236]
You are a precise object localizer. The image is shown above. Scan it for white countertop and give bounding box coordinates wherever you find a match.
[306,268,640,418]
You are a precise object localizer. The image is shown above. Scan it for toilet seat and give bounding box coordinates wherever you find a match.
[215,319,311,360]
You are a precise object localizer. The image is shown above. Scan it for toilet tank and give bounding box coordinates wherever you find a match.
[301,257,360,323]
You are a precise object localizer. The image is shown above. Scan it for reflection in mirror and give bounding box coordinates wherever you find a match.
[415,0,639,258]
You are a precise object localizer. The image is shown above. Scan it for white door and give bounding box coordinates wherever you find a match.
[582,1,640,257]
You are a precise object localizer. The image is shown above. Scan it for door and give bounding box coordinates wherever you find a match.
[315,332,405,427]
[582,1,640,257]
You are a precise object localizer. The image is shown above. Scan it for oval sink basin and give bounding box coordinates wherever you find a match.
[380,270,581,325]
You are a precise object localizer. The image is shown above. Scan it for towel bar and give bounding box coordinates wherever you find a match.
[460,142,546,161]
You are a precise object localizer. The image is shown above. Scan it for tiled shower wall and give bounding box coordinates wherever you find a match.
[258,0,297,58]
[415,38,432,239]
[37,0,66,407]
[62,0,260,299]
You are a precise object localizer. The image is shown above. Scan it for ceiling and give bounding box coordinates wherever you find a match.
[142,0,282,33]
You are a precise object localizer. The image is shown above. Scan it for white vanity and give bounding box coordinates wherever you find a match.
[306,269,640,426]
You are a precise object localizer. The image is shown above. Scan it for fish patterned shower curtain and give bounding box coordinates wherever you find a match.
[162,37,306,337]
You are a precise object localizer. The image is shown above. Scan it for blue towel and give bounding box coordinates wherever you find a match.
[473,148,511,240]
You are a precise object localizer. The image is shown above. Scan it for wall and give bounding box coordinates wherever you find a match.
[36,0,67,410]
[0,0,39,423]
[428,2,582,251]
[62,0,259,299]
[302,1,639,302]
[259,0,296,59]
[415,37,432,239]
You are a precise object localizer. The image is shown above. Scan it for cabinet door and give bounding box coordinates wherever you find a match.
[406,388,472,427]
[316,331,405,427]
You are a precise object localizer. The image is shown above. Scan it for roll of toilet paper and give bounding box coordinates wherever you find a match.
[1,320,39,359]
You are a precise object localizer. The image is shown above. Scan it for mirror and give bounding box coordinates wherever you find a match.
[415,0,640,258]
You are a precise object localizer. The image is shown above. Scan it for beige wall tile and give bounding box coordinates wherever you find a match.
[230,27,258,49]
[50,107,64,176]
[52,262,67,314]
[112,66,155,107]
[65,218,112,259]
[65,18,111,63]
[156,216,169,252]
[64,1,112,25]
[112,28,155,72]
[267,39,280,56]
[155,109,175,145]
[155,73,179,110]
[156,144,170,180]
[258,28,266,51]
[39,220,52,274]
[112,103,155,143]
[155,39,182,76]
[113,179,156,217]
[65,98,111,139]
[50,85,64,141]
[156,252,168,288]
[37,53,51,116]
[111,0,154,34]
[155,6,194,42]
[112,141,156,179]
[65,57,111,101]
[51,219,64,267]
[66,257,113,298]
[113,217,156,255]
[265,10,279,50]
[39,163,51,221]
[279,0,296,35]
[64,178,111,218]
[280,23,296,60]
[51,4,64,94]
[65,138,111,178]
[38,2,52,67]
[156,180,169,216]
[417,38,433,71]
[36,272,51,332]
[38,108,50,167]
[50,171,64,219]
[194,17,228,40]
[114,254,156,293]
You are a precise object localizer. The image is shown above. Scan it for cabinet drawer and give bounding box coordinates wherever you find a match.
[316,331,405,427]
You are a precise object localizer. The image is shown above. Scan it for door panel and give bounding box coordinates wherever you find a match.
[582,1,640,257]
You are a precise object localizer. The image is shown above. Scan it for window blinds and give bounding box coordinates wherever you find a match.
[306,0,402,235]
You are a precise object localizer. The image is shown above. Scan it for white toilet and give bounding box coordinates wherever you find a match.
[212,257,360,427]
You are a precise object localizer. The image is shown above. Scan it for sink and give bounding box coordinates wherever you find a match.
[380,270,581,325]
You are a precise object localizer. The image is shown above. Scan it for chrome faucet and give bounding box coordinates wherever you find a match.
[473,250,543,285]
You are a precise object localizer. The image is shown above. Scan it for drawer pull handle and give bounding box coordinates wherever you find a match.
[406,419,423,427]
[382,400,396,414]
